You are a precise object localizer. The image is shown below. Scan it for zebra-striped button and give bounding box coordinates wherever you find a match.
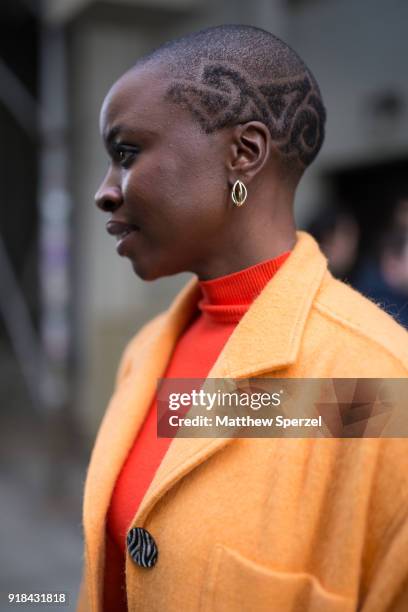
[127,527,158,568]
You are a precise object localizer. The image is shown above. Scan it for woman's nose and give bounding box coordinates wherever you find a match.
[94,182,123,213]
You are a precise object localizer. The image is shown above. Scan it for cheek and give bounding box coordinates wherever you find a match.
[122,168,165,230]
[122,147,227,245]
[169,152,228,225]
[169,173,227,239]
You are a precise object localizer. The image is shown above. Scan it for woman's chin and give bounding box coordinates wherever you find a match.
[130,258,167,281]
[130,256,185,281]
[129,260,154,281]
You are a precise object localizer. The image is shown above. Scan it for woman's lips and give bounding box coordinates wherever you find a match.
[106,220,139,237]
[106,220,140,256]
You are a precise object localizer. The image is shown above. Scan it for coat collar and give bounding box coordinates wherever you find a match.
[194,231,327,378]
[83,231,328,609]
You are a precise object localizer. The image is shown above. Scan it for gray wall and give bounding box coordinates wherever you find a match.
[288,0,408,222]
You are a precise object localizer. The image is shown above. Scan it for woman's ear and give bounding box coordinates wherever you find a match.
[227,121,271,183]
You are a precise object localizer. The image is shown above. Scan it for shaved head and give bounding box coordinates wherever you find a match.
[132,24,326,181]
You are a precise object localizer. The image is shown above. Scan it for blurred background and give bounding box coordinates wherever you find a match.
[0,0,407,609]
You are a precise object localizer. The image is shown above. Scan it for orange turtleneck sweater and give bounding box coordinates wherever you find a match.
[103,251,290,610]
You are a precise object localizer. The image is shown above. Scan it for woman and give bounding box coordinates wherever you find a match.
[77,25,408,612]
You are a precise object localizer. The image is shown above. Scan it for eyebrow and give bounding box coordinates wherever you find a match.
[103,123,157,147]
[104,124,123,147]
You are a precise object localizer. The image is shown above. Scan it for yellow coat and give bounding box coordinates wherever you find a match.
[77,232,408,612]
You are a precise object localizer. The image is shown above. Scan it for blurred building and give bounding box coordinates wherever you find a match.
[2,0,408,441]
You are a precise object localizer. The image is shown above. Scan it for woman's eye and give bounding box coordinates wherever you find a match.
[118,150,128,163]
[115,146,138,167]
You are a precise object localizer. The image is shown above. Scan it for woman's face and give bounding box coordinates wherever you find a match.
[96,64,231,280]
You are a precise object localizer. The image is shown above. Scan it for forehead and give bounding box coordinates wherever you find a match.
[100,65,187,138]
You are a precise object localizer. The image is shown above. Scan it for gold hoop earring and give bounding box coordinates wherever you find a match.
[231,179,248,207]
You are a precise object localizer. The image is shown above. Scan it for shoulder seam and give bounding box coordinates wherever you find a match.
[313,301,408,374]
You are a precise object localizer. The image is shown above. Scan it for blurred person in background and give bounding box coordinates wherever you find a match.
[309,197,408,329]
[393,196,408,230]
[381,229,408,296]
[77,25,408,612]
[353,196,408,329]
[308,204,360,280]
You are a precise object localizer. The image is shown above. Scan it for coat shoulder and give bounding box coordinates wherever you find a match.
[312,272,408,374]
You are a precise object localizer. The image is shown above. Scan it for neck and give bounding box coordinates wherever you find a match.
[192,183,297,280]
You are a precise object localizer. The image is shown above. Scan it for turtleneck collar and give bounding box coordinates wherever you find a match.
[197,251,290,324]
